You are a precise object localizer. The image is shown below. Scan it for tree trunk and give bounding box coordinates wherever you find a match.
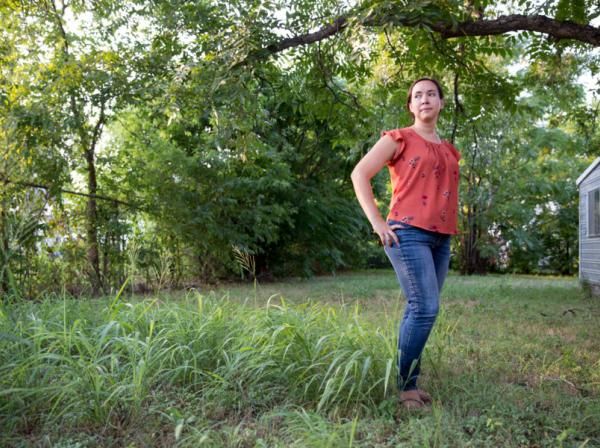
[102,233,110,289]
[0,208,9,295]
[459,204,488,275]
[85,147,102,296]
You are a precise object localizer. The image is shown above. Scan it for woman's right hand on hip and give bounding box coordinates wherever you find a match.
[373,220,400,247]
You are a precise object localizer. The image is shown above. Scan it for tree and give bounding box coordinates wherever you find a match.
[2,0,178,294]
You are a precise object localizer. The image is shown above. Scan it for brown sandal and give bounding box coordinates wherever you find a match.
[417,389,433,405]
[399,390,430,411]
[400,397,427,410]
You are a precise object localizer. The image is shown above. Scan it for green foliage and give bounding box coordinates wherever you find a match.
[555,0,588,24]
[1,0,599,293]
[0,191,46,298]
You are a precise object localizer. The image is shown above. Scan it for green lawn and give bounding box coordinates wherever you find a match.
[1,271,598,447]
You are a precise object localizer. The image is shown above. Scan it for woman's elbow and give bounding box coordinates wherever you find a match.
[351,165,369,184]
[350,167,362,185]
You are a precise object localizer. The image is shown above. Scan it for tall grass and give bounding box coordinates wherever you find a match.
[0,291,396,442]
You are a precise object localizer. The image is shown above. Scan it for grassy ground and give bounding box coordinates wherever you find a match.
[1,270,599,447]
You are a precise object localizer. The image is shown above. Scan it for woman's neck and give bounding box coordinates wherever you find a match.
[412,121,437,134]
[411,122,440,142]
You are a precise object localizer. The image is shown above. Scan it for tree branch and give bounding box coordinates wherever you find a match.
[430,15,599,44]
[265,16,349,54]
[0,174,137,209]
[258,12,599,60]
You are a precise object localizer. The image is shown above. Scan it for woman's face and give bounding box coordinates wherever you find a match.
[408,80,444,124]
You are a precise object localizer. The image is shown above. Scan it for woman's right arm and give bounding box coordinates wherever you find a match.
[351,134,400,246]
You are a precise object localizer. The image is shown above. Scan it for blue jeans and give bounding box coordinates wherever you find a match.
[384,220,451,391]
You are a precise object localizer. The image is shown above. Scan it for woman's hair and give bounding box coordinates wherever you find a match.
[406,77,444,116]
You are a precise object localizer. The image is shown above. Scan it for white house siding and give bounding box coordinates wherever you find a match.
[578,159,600,294]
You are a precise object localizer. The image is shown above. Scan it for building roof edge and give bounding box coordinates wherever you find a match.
[576,157,600,187]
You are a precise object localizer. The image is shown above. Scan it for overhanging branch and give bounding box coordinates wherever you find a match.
[431,14,600,43]
[258,12,599,59]
[265,16,349,53]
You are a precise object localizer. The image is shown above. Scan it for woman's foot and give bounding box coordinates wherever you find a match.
[399,390,428,410]
[417,389,433,404]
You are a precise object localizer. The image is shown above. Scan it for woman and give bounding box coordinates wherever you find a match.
[351,78,461,410]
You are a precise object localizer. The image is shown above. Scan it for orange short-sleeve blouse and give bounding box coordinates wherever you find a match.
[382,127,461,235]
